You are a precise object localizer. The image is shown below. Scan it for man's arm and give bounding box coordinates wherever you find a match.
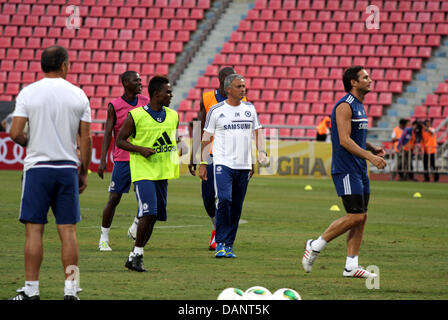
[255,128,267,164]
[336,102,386,169]
[78,120,92,194]
[188,99,207,176]
[198,130,213,181]
[9,116,28,147]
[366,141,386,157]
[116,113,155,158]
[97,103,116,179]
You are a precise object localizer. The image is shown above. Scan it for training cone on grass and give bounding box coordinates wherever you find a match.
[304,185,313,191]
[329,204,340,211]
[413,192,422,198]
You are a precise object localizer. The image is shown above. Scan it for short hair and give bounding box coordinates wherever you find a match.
[218,67,236,83]
[399,118,408,126]
[342,66,365,92]
[41,45,69,73]
[223,74,244,91]
[148,75,170,98]
[120,71,138,86]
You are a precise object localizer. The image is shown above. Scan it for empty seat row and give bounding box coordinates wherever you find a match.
[222,43,432,58]
[2,0,209,13]
[248,8,446,21]
[413,105,448,118]
[1,33,189,49]
[230,30,442,45]
[1,21,197,37]
[246,10,446,24]
[213,54,422,70]
[254,0,447,12]
[1,5,205,20]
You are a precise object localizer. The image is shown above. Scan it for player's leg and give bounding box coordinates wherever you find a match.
[213,165,233,258]
[11,167,54,300]
[52,164,82,298]
[137,180,167,248]
[99,161,132,250]
[202,163,217,250]
[22,223,45,300]
[57,224,79,299]
[99,192,122,251]
[302,173,367,273]
[225,169,251,258]
[125,180,159,272]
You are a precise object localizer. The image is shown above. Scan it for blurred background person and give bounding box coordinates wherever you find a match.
[316,116,331,142]
[422,119,439,182]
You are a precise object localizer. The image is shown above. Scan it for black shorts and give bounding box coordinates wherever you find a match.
[341,193,370,214]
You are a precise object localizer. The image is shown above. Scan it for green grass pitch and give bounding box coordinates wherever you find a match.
[0,170,447,300]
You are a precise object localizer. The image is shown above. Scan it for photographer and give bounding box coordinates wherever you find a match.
[422,119,439,182]
[397,120,422,181]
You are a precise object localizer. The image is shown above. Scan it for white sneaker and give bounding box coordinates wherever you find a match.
[343,266,377,278]
[127,225,136,240]
[302,239,320,273]
[99,240,112,251]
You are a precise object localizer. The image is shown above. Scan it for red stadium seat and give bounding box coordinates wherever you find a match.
[301,115,315,126]
[428,106,442,118]
[413,106,427,117]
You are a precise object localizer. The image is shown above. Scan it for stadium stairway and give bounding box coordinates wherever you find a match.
[171,0,254,112]
[374,35,448,142]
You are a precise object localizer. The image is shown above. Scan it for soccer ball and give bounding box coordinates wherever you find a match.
[272,288,302,300]
[244,286,272,300]
[217,288,245,300]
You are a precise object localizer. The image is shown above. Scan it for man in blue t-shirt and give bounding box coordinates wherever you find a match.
[302,66,386,279]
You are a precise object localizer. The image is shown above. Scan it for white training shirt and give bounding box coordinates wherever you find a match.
[13,77,91,171]
[204,100,262,170]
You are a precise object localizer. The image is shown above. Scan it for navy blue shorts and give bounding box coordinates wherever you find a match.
[332,172,370,213]
[332,172,370,197]
[19,161,80,224]
[108,161,132,194]
[133,180,168,221]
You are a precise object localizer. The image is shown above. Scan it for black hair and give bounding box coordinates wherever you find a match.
[399,118,408,126]
[148,75,170,98]
[41,45,69,73]
[120,71,138,86]
[342,66,364,92]
[218,67,236,83]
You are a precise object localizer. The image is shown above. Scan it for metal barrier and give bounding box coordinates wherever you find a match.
[383,144,446,181]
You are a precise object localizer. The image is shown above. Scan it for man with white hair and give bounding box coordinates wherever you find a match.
[199,74,267,258]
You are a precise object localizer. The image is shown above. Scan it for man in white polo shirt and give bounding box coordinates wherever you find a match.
[9,45,92,300]
[199,74,267,258]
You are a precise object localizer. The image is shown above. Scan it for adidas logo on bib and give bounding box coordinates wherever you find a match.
[153,131,177,153]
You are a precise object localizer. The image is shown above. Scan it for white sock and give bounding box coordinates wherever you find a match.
[311,236,327,252]
[210,216,216,230]
[64,280,77,296]
[133,246,144,256]
[100,227,110,241]
[129,217,139,232]
[24,281,39,297]
[345,255,358,270]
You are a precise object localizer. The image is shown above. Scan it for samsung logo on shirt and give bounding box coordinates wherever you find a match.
[223,123,252,130]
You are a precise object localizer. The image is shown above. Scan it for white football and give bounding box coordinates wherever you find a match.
[272,288,302,300]
[244,286,272,300]
[217,287,245,300]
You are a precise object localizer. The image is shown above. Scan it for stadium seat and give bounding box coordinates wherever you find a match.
[428,106,442,118]
[413,106,427,118]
